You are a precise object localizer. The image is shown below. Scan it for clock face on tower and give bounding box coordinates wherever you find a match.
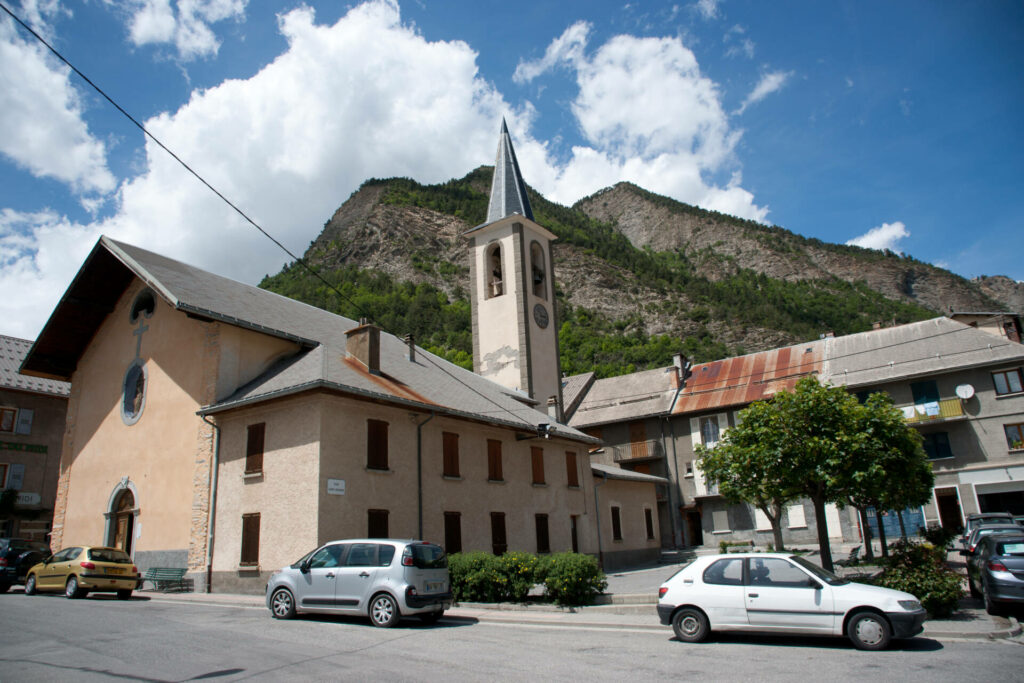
[533,303,549,329]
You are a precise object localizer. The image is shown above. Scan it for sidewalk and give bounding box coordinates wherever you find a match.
[142,561,1021,642]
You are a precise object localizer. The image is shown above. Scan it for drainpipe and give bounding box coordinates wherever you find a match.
[593,472,607,570]
[414,411,435,540]
[660,417,680,548]
[201,414,220,594]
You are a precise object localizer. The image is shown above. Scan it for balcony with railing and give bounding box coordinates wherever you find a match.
[611,438,665,463]
[898,398,966,426]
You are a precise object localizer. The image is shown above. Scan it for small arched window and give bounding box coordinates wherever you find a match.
[129,289,155,323]
[486,243,504,299]
[530,241,546,299]
[121,361,147,425]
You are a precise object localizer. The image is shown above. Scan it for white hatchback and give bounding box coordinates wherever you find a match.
[657,553,926,650]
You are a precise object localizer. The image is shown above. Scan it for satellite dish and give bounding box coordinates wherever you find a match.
[955,384,975,400]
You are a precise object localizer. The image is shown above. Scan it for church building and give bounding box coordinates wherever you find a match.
[20,122,662,591]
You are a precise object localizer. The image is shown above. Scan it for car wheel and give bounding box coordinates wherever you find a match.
[983,584,1003,616]
[270,588,296,619]
[116,590,132,600]
[0,583,9,593]
[65,576,85,599]
[846,611,892,650]
[671,607,710,643]
[23,575,36,596]
[418,610,443,624]
[369,593,399,628]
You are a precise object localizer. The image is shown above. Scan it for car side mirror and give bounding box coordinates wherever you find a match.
[300,560,311,574]
[43,555,54,564]
[808,579,822,589]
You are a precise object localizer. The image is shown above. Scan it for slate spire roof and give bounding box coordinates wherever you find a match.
[486,118,534,223]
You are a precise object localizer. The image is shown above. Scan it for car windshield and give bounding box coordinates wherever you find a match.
[995,539,1024,556]
[789,555,849,586]
[409,543,447,569]
[88,548,132,563]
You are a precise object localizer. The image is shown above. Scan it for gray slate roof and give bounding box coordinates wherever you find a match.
[0,336,69,396]
[591,462,668,484]
[569,365,679,428]
[486,119,534,223]
[32,237,594,443]
[821,316,1024,388]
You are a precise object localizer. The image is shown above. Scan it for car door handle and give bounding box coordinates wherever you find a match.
[325,573,335,578]
[359,571,370,578]
[748,593,759,598]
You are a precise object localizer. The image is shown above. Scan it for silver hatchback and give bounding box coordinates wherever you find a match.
[266,539,451,627]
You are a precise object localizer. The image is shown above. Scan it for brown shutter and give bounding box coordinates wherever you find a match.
[629,421,648,459]
[565,451,579,488]
[368,509,389,538]
[490,511,507,555]
[240,513,260,565]
[444,511,462,554]
[443,432,460,477]
[245,423,265,474]
[531,446,545,485]
[611,506,622,541]
[645,508,655,540]
[535,513,550,554]
[487,439,503,481]
[367,420,389,470]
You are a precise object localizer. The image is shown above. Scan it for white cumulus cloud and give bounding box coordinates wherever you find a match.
[694,0,720,21]
[0,15,116,197]
[735,69,792,114]
[121,0,248,60]
[846,221,910,252]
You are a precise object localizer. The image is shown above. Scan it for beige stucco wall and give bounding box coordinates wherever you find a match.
[596,477,662,571]
[473,223,524,392]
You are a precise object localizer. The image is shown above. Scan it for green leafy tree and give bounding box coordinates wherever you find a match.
[698,400,800,551]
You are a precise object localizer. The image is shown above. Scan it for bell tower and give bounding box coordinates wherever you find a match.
[467,120,562,415]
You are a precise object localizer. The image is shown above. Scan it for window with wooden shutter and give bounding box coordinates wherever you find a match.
[0,408,15,433]
[367,419,389,470]
[240,513,260,566]
[611,506,622,541]
[487,439,503,481]
[444,511,462,554]
[368,509,389,538]
[535,514,550,553]
[245,423,265,474]
[531,446,545,485]
[644,508,655,540]
[490,511,507,555]
[443,432,460,477]
[565,451,579,488]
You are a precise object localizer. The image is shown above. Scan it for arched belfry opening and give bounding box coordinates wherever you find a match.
[530,241,546,299]
[106,480,138,555]
[487,243,504,298]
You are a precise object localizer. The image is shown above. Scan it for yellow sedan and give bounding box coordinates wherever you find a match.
[24,546,142,599]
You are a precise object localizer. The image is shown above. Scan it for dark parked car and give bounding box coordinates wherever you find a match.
[965,531,1024,615]
[961,513,1014,549]
[962,523,1023,554]
[0,538,49,592]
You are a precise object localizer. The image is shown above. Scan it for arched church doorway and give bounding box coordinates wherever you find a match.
[110,489,136,555]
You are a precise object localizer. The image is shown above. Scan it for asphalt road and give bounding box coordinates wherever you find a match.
[1,592,1021,682]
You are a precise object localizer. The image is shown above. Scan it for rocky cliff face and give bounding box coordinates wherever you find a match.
[296,173,1017,362]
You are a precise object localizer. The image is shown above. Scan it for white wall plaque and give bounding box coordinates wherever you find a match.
[327,479,346,495]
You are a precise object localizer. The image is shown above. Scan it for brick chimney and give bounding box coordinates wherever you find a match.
[346,320,381,374]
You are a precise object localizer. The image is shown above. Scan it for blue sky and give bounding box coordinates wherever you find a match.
[1,0,1021,339]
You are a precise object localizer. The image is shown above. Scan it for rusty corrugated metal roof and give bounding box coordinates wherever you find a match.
[671,339,825,415]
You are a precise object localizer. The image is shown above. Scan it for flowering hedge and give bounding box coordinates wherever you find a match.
[448,551,606,606]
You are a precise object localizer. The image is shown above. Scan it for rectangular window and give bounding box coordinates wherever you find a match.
[610,506,622,541]
[699,416,720,447]
[444,511,462,554]
[368,509,389,538]
[0,463,7,488]
[245,423,265,474]
[565,451,579,488]
[1005,423,1024,451]
[629,421,649,458]
[922,432,954,460]
[644,508,655,540]
[442,432,460,478]
[240,513,260,566]
[712,509,730,532]
[911,380,940,405]
[993,369,1024,396]
[14,409,33,435]
[490,512,507,555]
[531,446,545,485]
[787,504,807,528]
[570,515,579,553]
[0,408,15,433]
[367,419,389,470]
[535,514,550,553]
[487,439,503,481]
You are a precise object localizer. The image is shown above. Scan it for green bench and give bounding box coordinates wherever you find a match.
[142,567,192,592]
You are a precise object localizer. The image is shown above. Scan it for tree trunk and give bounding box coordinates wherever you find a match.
[762,503,785,552]
[858,506,875,563]
[875,508,889,558]
[811,496,834,572]
[897,510,907,539]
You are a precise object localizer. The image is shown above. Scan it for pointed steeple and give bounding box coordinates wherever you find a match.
[486,118,534,224]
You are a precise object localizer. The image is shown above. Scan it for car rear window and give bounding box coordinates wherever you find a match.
[88,548,133,563]
[996,541,1024,556]
[6,540,48,553]
[409,543,447,569]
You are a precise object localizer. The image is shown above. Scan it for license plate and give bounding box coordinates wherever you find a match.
[106,567,125,575]
[425,581,443,593]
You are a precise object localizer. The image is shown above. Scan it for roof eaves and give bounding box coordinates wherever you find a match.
[175,302,317,347]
